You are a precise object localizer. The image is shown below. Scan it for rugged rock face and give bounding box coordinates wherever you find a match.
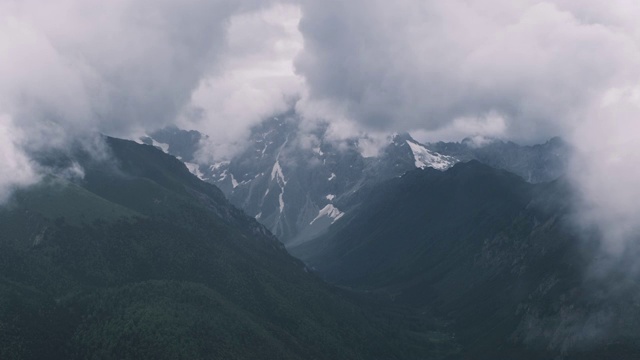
[142,112,569,244]
[145,114,457,244]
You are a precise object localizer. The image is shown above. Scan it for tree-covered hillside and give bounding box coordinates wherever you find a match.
[292,161,640,359]
[0,138,452,360]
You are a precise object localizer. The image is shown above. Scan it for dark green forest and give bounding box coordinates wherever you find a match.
[3,138,638,359]
[292,161,640,359]
[0,138,453,360]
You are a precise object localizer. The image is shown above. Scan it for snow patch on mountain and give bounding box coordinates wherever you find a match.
[151,139,170,153]
[185,162,204,180]
[217,169,229,181]
[406,140,456,170]
[268,160,287,213]
[310,204,344,225]
[230,173,239,189]
[210,161,229,171]
[271,160,287,186]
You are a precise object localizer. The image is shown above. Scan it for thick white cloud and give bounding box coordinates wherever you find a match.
[296,0,640,142]
[0,115,38,202]
[0,0,300,199]
[294,0,640,257]
[177,3,304,161]
[570,86,640,256]
[2,0,640,257]
[0,0,270,154]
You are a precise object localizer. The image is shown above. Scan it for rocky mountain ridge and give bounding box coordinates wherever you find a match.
[142,112,568,244]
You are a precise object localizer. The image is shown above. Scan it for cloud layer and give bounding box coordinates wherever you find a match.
[570,86,640,256]
[1,0,640,259]
[0,115,38,202]
[296,0,640,142]
[0,0,275,161]
[177,3,304,160]
[293,0,640,262]
[0,0,283,198]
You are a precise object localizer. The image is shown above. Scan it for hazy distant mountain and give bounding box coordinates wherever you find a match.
[290,161,640,359]
[427,136,569,183]
[0,130,614,359]
[0,137,440,360]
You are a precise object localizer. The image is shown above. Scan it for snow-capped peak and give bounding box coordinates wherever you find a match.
[406,140,456,170]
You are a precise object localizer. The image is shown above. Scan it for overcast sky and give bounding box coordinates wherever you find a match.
[1,0,640,250]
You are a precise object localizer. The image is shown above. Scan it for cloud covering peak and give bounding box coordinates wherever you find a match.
[0,0,278,199]
[1,0,640,259]
[296,0,640,142]
[293,0,640,259]
[0,0,271,137]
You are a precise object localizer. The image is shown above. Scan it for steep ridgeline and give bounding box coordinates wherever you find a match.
[427,136,569,183]
[143,115,568,245]
[290,162,640,360]
[144,114,457,244]
[0,137,443,360]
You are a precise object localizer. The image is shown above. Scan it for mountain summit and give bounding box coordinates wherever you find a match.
[145,114,457,243]
[142,111,568,244]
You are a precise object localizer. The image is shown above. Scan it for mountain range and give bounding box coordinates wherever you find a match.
[0,137,444,360]
[140,114,640,359]
[290,161,640,359]
[3,112,632,359]
[143,112,569,245]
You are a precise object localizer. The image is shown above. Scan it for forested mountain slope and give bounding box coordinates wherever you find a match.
[0,137,444,360]
[291,161,640,359]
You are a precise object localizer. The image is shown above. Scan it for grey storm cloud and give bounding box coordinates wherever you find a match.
[294,0,640,261]
[0,0,276,198]
[1,0,640,260]
[0,0,270,138]
[1,0,640,350]
[295,0,640,142]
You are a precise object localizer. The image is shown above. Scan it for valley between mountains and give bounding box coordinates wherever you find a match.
[137,113,640,359]
[1,113,637,360]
